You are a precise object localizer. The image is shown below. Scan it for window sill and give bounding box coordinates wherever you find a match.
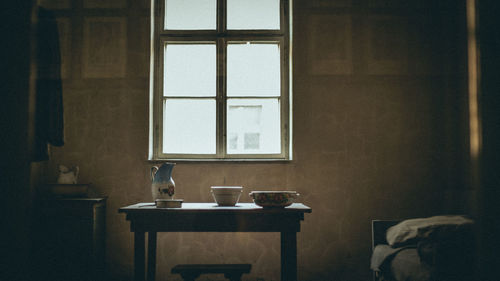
[146,158,293,163]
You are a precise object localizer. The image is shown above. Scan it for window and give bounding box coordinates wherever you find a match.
[150,0,291,160]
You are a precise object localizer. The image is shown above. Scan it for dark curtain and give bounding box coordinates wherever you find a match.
[33,7,64,161]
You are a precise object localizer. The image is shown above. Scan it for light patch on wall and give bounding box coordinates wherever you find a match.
[83,0,127,9]
[368,0,401,8]
[412,14,444,75]
[309,0,351,8]
[127,17,149,78]
[307,14,352,75]
[467,0,481,160]
[56,17,71,79]
[37,0,71,9]
[363,15,408,75]
[82,17,127,78]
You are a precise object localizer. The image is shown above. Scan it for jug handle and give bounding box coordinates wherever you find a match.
[150,166,159,181]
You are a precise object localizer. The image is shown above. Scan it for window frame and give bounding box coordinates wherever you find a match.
[150,0,292,161]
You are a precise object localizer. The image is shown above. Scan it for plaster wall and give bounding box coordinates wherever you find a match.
[40,0,469,280]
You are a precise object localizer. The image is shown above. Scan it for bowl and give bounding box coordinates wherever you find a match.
[211,186,243,206]
[249,191,299,208]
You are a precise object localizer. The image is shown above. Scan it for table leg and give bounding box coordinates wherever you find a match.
[147,232,157,281]
[134,231,145,281]
[281,231,297,281]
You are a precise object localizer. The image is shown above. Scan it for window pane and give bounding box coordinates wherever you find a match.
[227,43,280,97]
[227,0,280,30]
[227,99,281,154]
[163,99,216,154]
[164,44,216,97]
[165,0,216,30]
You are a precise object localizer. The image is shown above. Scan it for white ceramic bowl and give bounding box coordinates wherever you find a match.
[211,186,243,206]
[249,191,299,208]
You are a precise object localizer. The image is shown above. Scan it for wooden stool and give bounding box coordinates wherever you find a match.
[171,264,251,281]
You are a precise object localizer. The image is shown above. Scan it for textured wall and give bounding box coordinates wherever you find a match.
[40,0,469,280]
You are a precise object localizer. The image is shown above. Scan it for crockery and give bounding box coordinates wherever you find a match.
[249,191,299,208]
[211,186,243,206]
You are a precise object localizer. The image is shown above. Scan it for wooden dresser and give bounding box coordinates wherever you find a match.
[33,198,107,281]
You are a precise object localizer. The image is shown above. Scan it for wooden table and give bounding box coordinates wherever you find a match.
[119,203,311,281]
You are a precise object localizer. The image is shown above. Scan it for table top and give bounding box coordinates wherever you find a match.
[44,197,107,202]
[120,203,311,232]
[119,202,311,214]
